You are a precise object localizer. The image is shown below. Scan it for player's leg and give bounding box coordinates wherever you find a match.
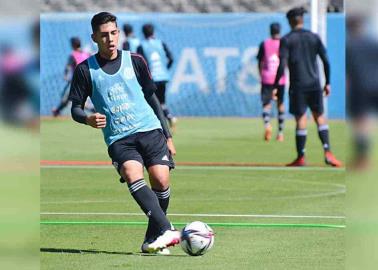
[261,84,272,141]
[276,85,285,141]
[142,165,170,246]
[138,129,179,252]
[119,160,172,236]
[312,111,342,167]
[52,82,71,117]
[143,165,171,245]
[310,91,342,167]
[108,137,174,253]
[287,90,307,166]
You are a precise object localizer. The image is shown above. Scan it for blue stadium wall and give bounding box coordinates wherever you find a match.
[41,13,345,118]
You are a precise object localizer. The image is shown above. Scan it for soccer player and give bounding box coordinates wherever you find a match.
[69,12,180,254]
[122,23,140,53]
[347,15,378,170]
[274,7,342,167]
[137,24,176,132]
[256,22,286,142]
[52,37,90,117]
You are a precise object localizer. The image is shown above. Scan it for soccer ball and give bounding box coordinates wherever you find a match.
[180,221,215,256]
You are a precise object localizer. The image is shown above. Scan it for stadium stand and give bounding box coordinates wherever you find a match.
[41,0,343,13]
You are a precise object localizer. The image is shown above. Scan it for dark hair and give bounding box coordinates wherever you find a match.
[286,7,306,26]
[270,23,281,36]
[70,37,81,49]
[91,12,117,33]
[286,7,306,19]
[123,23,133,36]
[142,23,154,38]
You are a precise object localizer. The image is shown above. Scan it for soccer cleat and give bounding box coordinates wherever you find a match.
[276,133,284,142]
[145,229,181,253]
[141,242,170,255]
[324,151,343,167]
[264,126,272,141]
[286,156,306,167]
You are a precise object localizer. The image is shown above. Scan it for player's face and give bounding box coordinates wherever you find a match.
[92,22,119,57]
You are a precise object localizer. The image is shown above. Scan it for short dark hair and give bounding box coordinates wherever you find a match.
[286,7,306,26]
[91,12,117,33]
[286,7,306,19]
[70,37,81,49]
[270,23,281,36]
[123,23,133,36]
[142,23,154,38]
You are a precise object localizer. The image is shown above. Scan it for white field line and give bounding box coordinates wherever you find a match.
[41,165,345,171]
[40,212,345,219]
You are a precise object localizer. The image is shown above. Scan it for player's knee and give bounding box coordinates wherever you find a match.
[150,173,170,190]
[119,162,143,183]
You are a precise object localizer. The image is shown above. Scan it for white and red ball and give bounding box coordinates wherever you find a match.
[180,221,214,256]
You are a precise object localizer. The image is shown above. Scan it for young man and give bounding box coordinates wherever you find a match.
[122,23,140,53]
[347,15,378,170]
[69,12,180,254]
[52,37,90,117]
[256,22,286,142]
[137,24,176,132]
[274,7,342,167]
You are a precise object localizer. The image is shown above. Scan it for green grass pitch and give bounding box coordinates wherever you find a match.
[41,118,345,269]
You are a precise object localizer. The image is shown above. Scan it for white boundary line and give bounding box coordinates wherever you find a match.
[41,165,345,171]
[40,212,345,219]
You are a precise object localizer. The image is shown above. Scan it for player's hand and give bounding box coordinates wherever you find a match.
[86,113,107,129]
[272,88,278,100]
[167,138,176,156]
[323,84,331,97]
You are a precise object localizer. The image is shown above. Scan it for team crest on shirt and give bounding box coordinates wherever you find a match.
[123,67,135,80]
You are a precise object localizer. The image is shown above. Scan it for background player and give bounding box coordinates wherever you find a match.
[69,12,180,254]
[347,14,378,170]
[274,7,342,167]
[122,23,140,53]
[52,37,90,117]
[137,24,176,132]
[256,22,286,142]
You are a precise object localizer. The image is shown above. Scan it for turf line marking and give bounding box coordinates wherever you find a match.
[40,212,345,219]
[40,220,345,229]
[41,165,344,171]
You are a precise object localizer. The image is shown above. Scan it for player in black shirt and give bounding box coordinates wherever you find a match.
[347,15,378,169]
[69,12,180,254]
[274,7,342,167]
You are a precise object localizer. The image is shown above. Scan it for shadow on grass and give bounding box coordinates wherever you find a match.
[40,247,187,257]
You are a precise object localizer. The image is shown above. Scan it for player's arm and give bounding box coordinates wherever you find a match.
[256,42,264,77]
[64,55,75,81]
[274,37,288,88]
[132,54,176,154]
[162,42,174,69]
[69,63,106,128]
[317,36,331,96]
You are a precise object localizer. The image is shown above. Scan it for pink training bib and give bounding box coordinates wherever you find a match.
[72,51,90,67]
[261,38,286,85]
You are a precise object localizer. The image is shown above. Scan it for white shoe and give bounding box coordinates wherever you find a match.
[141,242,170,255]
[145,230,181,253]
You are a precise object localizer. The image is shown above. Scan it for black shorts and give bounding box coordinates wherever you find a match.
[347,90,378,118]
[155,81,167,104]
[289,89,324,116]
[261,84,285,106]
[108,129,175,173]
